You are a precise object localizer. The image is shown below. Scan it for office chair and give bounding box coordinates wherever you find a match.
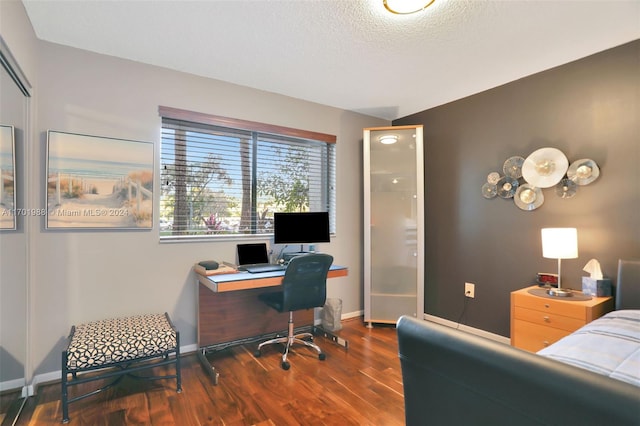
[254,253,333,370]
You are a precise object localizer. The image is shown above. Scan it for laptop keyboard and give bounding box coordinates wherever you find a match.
[244,264,286,273]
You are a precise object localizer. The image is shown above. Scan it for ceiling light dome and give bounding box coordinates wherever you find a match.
[379,135,398,144]
[383,0,435,15]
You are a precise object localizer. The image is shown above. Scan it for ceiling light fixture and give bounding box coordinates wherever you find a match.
[379,135,398,145]
[383,0,435,15]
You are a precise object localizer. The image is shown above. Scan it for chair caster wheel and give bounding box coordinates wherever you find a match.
[254,350,261,357]
[281,361,290,370]
[319,353,326,361]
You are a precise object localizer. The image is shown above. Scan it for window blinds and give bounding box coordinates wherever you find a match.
[160,111,335,239]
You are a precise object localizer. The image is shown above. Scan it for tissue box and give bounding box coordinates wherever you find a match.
[581,277,612,297]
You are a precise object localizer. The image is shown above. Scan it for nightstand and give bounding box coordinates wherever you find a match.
[510,286,614,352]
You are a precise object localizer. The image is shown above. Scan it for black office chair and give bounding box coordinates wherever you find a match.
[254,253,333,370]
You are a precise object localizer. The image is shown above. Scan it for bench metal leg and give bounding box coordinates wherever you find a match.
[61,351,70,423]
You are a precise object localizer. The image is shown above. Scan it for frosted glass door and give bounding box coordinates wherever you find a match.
[364,126,424,325]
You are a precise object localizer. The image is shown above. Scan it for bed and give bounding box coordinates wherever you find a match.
[537,309,639,387]
[397,259,640,425]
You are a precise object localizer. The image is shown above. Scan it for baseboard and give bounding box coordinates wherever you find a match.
[423,313,510,345]
[0,377,25,392]
[30,371,59,392]
[181,343,199,354]
[314,309,363,325]
[342,309,363,320]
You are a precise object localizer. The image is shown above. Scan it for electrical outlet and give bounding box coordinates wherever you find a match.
[465,282,475,298]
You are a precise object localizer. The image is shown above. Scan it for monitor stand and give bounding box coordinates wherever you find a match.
[283,251,310,262]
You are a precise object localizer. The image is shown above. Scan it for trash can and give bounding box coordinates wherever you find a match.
[321,298,342,331]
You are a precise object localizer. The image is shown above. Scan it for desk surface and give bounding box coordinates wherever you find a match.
[198,265,348,293]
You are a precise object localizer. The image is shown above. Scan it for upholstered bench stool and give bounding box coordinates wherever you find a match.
[61,312,181,423]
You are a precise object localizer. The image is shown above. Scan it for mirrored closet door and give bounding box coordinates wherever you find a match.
[0,36,30,422]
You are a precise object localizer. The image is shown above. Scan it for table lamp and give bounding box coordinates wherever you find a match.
[541,228,578,297]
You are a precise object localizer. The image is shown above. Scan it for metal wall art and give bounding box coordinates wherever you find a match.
[482,147,600,211]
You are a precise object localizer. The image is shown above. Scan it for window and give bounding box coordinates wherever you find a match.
[159,107,336,240]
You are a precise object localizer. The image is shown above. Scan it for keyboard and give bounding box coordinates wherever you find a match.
[242,264,286,273]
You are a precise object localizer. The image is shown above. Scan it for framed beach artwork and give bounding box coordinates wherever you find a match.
[0,125,16,230]
[46,131,154,230]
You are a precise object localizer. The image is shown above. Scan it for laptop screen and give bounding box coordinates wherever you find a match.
[236,243,269,266]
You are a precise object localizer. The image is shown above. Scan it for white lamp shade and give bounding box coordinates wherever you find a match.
[541,228,578,259]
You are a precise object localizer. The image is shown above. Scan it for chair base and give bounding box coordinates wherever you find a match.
[254,312,326,370]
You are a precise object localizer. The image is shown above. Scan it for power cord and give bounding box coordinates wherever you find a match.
[456,292,471,329]
[276,244,288,264]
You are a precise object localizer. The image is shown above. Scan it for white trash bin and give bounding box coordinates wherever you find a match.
[321,298,342,331]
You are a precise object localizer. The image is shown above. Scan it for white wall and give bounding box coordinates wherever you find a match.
[30,40,388,376]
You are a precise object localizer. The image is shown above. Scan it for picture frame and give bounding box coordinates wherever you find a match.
[46,131,154,230]
[0,124,16,231]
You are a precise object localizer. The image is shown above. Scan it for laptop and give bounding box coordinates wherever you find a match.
[236,243,285,273]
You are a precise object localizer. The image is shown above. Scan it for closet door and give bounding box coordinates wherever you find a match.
[364,126,424,326]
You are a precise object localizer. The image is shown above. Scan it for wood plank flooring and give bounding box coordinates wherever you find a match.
[1,389,24,424]
[15,318,404,425]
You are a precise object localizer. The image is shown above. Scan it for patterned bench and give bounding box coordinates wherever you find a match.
[61,313,181,423]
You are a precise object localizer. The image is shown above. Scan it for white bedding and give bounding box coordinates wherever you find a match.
[538,309,640,387]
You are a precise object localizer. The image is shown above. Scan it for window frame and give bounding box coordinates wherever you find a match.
[158,106,337,242]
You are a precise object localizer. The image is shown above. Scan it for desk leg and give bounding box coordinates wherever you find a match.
[197,348,219,385]
[313,326,349,349]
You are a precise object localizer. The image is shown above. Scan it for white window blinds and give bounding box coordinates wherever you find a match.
[159,107,336,239]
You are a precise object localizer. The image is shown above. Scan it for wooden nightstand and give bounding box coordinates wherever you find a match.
[510,286,614,352]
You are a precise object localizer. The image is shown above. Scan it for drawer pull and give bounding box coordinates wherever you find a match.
[543,316,550,322]
[544,304,550,308]
[543,341,550,347]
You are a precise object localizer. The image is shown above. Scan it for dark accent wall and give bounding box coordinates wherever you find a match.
[394,40,640,337]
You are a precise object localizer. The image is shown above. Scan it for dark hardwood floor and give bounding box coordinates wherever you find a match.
[1,388,24,424]
[16,318,404,425]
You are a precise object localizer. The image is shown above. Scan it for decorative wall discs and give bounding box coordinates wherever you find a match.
[487,172,501,184]
[496,176,519,199]
[567,158,599,185]
[481,183,497,199]
[555,178,577,199]
[522,147,568,188]
[503,156,524,179]
[482,149,599,211]
[514,184,544,211]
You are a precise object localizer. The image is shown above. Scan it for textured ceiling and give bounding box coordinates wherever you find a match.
[21,0,640,120]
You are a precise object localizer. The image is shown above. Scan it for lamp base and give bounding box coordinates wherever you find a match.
[546,287,573,297]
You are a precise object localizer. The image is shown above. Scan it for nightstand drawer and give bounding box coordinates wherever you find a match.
[512,306,584,332]
[512,290,586,320]
[512,319,569,352]
[510,286,614,353]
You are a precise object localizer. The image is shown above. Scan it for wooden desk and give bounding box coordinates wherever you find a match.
[197,265,348,293]
[196,265,348,383]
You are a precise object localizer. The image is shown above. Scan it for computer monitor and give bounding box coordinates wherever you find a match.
[273,212,330,250]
